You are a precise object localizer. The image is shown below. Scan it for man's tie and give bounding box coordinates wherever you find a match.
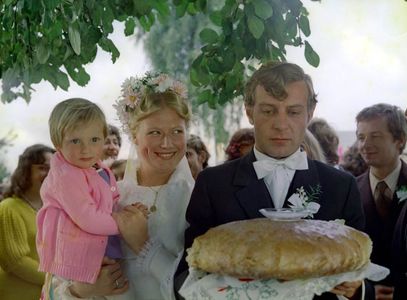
[253,151,308,208]
[374,181,393,219]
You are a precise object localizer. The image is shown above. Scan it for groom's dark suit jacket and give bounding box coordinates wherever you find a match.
[179,151,372,300]
[357,160,407,299]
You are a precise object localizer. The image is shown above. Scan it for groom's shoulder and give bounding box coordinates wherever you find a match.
[200,157,242,178]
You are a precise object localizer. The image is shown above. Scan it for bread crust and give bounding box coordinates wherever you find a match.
[186,218,372,280]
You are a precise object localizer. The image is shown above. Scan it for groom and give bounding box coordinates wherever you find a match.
[177,62,372,300]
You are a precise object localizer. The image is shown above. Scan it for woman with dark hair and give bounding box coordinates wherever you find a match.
[225,128,255,161]
[308,118,340,167]
[0,144,55,300]
[340,141,368,177]
[186,134,210,179]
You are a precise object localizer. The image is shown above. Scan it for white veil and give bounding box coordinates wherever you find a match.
[122,142,140,184]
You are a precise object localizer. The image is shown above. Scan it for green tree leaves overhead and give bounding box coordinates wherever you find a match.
[0,0,319,105]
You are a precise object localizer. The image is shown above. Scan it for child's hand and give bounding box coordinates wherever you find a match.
[113,207,149,254]
[131,202,149,218]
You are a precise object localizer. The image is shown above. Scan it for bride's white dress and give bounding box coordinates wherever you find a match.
[112,157,194,300]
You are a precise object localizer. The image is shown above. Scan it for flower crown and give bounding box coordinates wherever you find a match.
[114,72,188,137]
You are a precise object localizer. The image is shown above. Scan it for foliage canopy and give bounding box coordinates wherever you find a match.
[0,0,319,105]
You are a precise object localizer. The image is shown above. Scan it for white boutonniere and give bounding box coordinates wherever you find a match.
[287,185,321,217]
[396,185,407,203]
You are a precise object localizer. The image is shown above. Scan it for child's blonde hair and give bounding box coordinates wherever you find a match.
[49,98,108,148]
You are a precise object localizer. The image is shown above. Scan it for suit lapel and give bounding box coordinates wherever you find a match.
[395,161,407,206]
[393,160,407,224]
[234,151,273,219]
[283,158,321,207]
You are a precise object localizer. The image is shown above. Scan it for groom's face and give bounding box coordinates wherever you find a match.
[245,81,314,159]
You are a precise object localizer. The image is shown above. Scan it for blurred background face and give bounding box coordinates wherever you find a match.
[357,117,403,169]
[103,134,120,160]
[246,82,313,159]
[59,121,105,169]
[134,106,187,177]
[30,152,52,191]
[186,147,203,179]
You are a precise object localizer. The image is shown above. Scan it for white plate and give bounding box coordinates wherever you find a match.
[259,208,309,221]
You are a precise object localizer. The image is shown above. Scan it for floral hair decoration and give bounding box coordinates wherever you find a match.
[114,72,188,137]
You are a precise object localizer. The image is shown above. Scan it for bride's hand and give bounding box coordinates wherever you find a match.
[330,280,362,299]
[113,207,149,254]
[69,257,128,297]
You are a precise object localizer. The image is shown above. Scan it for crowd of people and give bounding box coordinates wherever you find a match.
[0,62,406,300]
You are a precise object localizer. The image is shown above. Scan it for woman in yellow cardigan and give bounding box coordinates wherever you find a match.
[0,144,54,300]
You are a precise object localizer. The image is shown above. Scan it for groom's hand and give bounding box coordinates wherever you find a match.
[330,280,362,299]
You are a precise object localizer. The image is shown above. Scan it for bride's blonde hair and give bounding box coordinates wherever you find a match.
[129,91,191,135]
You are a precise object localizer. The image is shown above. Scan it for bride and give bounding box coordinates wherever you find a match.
[112,72,194,300]
[46,73,194,300]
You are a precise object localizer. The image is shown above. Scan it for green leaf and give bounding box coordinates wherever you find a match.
[35,42,50,64]
[43,0,59,9]
[209,11,222,26]
[68,23,81,55]
[98,37,120,63]
[139,15,153,31]
[304,41,320,67]
[253,0,273,20]
[186,2,197,15]
[225,74,238,93]
[101,5,115,34]
[222,49,235,72]
[207,91,217,109]
[299,15,311,37]
[199,28,218,44]
[175,1,188,18]
[197,89,212,104]
[190,68,201,87]
[153,0,170,19]
[247,14,264,39]
[63,46,73,61]
[133,1,151,15]
[197,0,207,12]
[65,64,90,86]
[55,70,69,91]
[190,56,211,86]
[285,13,297,39]
[286,0,303,17]
[124,18,136,36]
[207,57,223,74]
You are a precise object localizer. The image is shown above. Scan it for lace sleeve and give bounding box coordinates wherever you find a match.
[46,275,105,300]
[135,238,181,300]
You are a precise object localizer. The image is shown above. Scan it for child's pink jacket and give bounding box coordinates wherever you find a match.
[37,152,120,283]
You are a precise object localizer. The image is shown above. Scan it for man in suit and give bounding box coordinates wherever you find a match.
[356,103,407,300]
[177,62,371,300]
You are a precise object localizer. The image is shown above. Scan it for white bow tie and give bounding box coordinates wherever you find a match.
[253,151,308,179]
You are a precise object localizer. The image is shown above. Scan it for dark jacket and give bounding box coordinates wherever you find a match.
[179,151,370,300]
[357,160,407,299]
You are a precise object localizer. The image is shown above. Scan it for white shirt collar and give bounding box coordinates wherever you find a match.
[369,159,402,195]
